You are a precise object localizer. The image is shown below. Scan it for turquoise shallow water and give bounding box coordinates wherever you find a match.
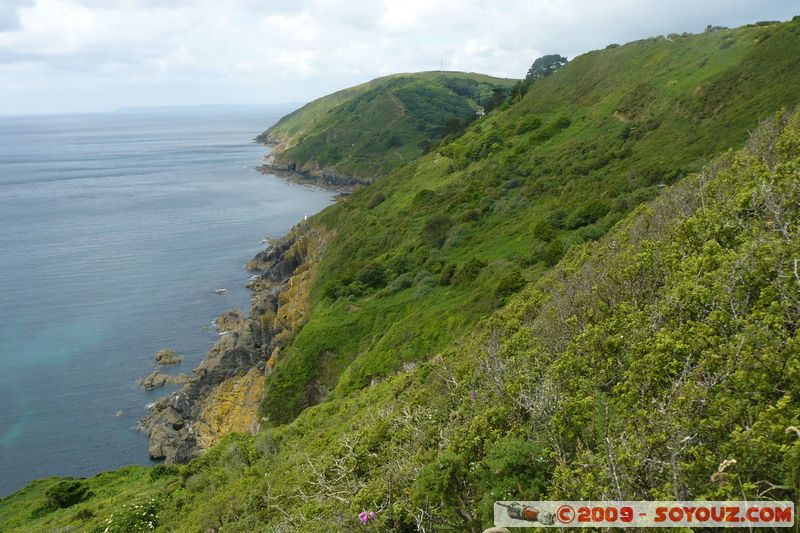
[0,107,334,496]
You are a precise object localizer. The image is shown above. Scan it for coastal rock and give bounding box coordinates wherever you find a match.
[255,161,370,190]
[139,223,330,464]
[214,309,243,333]
[155,348,182,365]
[140,371,190,390]
[194,366,266,450]
[147,421,198,464]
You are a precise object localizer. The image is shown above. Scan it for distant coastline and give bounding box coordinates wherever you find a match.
[115,103,306,113]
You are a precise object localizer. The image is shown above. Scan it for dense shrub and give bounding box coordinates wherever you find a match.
[149,464,178,480]
[437,263,456,285]
[533,220,555,241]
[30,479,92,518]
[45,480,90,510]
[357,262,386,288]
[451,258,487,286]
[538,239,565,266]
[367,191,386,208]
[565,199,610,229]
[494,269,526,298]
[421,215,454,248]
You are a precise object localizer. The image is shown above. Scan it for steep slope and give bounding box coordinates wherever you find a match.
[5,94,798,533]
[3,17,800,533]
[257,71,516,183]
[192,106,799,532]
[260,18,800,425]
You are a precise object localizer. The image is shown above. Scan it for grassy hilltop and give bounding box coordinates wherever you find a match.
[2,17,800,533]
[257,71,516,180]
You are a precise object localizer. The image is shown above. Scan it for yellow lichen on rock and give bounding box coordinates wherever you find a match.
[144,224,335,462]
[194,366,266,450]
[273,228,330,345]
[193,227,332,451]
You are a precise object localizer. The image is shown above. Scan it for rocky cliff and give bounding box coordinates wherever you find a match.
[256,149,371,189]
[139,222,330,464]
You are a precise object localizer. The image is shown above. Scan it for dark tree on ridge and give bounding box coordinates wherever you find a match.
[525,54,569,82]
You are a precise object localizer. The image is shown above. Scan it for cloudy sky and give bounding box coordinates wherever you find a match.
[0,0,796,115]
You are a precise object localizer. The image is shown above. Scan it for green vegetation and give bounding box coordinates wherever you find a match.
[259,71,516,179]
[3,17,800,533]
[508,54,569,101]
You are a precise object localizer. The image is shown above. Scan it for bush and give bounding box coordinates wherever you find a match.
[387,272,414,293]
[414,450,468,508]
[495,270,526,298]
[546,208,568,229]
[539,239,565,266]
[386,135,403,148]
[75,508,96,520]
[477,437,549,516]
[533,220,555,242]
[451,258,487,286]
[566,199,610,229]
[516,117,542,134]
[357,262,386,288]
[412,189,437,206]
[422,215,454,248]
[460,208,481,222]
[45,479,91,510]
[367,192,386,208]
[437,263,456,285]
[31,479,92,518]
[149,464,178,480]
[620,123,633,141]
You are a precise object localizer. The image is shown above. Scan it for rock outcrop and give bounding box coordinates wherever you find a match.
[140,371,190,390]
[256,151,371,189]
[154,348,182,365]
[139,222,330,464]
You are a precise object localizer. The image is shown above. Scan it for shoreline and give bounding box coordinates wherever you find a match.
[0,110,335,496]
[255,162,355,195]
[138,163,336,463]
[255,138,372,192]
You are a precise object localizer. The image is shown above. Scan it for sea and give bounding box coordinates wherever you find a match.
[0,106,334,496]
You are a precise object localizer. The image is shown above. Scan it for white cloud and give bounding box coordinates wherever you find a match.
[0,0,33,31]
[0,0,796,114]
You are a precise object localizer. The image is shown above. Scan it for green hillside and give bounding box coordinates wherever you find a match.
[261,19,800,425]
[3,18,800,533]
[257,71,517,181]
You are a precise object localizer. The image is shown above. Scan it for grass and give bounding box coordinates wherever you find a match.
[3,17,800,533]
[260,71,517,179]
[257,18,800,425]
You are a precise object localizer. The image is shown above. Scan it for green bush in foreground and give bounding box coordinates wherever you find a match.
[30,479,92,517]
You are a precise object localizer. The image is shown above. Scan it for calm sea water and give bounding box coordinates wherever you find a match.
[0,107,334,496]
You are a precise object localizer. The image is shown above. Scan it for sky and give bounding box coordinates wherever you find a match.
[0,0,797,115]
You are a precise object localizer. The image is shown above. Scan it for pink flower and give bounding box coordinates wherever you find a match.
[358,510,376,524]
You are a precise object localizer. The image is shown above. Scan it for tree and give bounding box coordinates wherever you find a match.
[525,54,568,82]
[510,54,569,101]
[484,88,508,113]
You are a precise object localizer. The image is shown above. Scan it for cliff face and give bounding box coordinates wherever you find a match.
[138,223,330,464]
[193,366,265,450]
[256,151,371,189]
